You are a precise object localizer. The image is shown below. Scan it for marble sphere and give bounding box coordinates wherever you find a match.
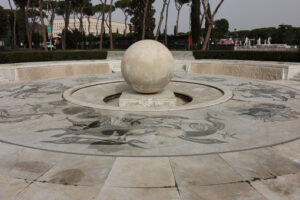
[121,40,174,93]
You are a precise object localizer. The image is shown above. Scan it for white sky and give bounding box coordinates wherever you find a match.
[1,0,300,33]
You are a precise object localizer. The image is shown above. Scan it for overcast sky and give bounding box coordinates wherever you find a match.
[1,0,300,33]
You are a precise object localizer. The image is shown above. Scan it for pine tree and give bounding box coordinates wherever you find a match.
[129,0,155,40]
[190,0,201,47]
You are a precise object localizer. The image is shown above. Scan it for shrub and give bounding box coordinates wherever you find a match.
[0,50,107,64]
[193,50,300,62]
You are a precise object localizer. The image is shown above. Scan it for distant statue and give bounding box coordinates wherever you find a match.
[264,39,267,45]
[257,37,261,45]
[267,37,272,45]
[244,37,249,46]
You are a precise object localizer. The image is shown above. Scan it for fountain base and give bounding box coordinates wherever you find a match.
[119,89,177,109]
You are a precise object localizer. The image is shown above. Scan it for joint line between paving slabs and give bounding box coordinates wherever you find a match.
[94,157,117,200]
[168,157,183,200]
[245,180,269,200]
[12,159,58,199]
[217,153,246,181]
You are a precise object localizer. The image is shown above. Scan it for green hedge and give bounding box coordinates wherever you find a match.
[0,50,107,64]
[193,50,300,62]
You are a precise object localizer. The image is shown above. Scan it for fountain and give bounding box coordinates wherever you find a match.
[0,40,299,157]
[63,40,232,111]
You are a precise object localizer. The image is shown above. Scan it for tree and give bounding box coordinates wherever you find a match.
[0,6,8,36]
[94,3,109,36]
[190,0,201,48]
[107,0,114,50]
[201,0,225,51]
[99,0,107,50]
[72,0,90,49]
[56,0,72,50]
[203,1,211,39]
[44,0,58,37]
[155,0,167,40]
[7,0,17,48]
[142,0,149,40]
[62,1,72,50]
[15,8,27,46]
[38,0,48,51]
[174,0,189,36]
[212,18,229,40]
[103,0,115,50]
[130,0,155,40]
[164,0,170,45]
[23,0,40,50]
[115,0,131,36]
[84,2,95,35]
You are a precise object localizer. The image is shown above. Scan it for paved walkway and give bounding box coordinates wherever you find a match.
[0,73,299,200]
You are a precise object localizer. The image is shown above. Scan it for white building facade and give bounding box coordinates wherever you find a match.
[52,17,130,37]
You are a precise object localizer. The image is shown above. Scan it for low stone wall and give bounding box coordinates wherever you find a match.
[107,51,195,61]
[17,63,110,82]
[0,61,111,82]
[189,60,300,81]
[1,59,300,83]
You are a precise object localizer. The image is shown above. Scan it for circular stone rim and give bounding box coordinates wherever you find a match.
[63,79,233,112]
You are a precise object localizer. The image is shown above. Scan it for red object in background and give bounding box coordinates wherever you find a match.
[55,38,60,45]
[189,36,193,46]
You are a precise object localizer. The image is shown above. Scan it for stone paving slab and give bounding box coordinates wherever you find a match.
[0,176,29,200]
[15,182,101,200]
[220,148,300,180]
[97,187,181,200]
[251,173,300,200]
[0,148,64,181]
[38,155,115,186]
[0,142,23,158]
[179,182,265,200]
[105,157,175,188]
[170,155,243,186]
[271,139,300,164]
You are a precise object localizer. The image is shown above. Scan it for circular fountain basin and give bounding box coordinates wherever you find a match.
[63,79,232,112]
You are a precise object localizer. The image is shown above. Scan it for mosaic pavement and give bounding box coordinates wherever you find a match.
[0,73,299,200]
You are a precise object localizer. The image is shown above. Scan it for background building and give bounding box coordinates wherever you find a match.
[53,17,130,37]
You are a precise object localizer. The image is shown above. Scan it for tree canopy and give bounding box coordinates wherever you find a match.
[0,6,9,35]
[130,0,156,40]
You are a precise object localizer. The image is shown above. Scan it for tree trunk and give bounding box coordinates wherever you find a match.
[164,0,170,45]
[39,0,48,52]
[109,0,113,50]
[73,12,76,28]
[25,0,32,50]
[13,10,17,48]
[50,8,55,35]
[96,14,100,35]
[80,8,84,49]
[8,0,17,48]
[87,16,91,35]
[202,23,212,51]
[155,0,167,40]
[175,6,182,36]
[142,0,150,40]
[100,0,107,50]
[201,0,225,51]
[62,0,71,50]
[124,13,128,36]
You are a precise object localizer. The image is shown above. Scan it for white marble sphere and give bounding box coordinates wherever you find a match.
[121,40,174,93]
